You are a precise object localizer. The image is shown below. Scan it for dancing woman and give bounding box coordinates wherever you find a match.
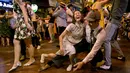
[9,0,35,72]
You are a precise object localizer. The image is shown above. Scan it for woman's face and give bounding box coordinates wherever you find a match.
[74,11,82,22]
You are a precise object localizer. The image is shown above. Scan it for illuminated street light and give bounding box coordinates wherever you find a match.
[31,4,38,12]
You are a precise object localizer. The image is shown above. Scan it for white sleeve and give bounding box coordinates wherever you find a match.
[65,23,74,32]
[85,24,91,43]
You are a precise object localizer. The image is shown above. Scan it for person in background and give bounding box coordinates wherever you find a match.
[30,3,41,49]
[0,13,11,47]
[35,17,44,49]
[53,2,67,47]
[54,2,67,34]
[44,15,50,40]
[66,4,73,25]
[126,13,130,39]
[48,8,55,43]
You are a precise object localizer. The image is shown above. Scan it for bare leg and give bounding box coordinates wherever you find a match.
[39,53,57,72]
[6,37,10,46]
[1,37,5,46]
[128,32,130,39]
[24,37,35,66]
[67,54,75,71]
[40,53,56,63]
[71,54,76,65]
[8,39,21,72]
[13,39,21,65]
[48,24,54,43]
[38,33,42,42]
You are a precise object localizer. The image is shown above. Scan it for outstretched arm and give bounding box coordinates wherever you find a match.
[0,15,4,18]
[59,29,70,55]
[73,61,85,71]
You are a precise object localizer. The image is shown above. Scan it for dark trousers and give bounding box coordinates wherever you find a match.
[20,39,26,56]
[90,50,103,66]
[10,29,15,45]
[50,39,103,67]
[45,27,49,39]
[40,32,44,40]
[32,35,40,47]
[33,21,37,32]
[74,39,103,66]
[58,27,66,35]
[32,21,40,47]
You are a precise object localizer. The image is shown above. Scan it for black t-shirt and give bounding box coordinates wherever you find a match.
[126,0,130,12]
[49,14,55,23]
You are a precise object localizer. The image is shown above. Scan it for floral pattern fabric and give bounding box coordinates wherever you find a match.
[13,2,34,40]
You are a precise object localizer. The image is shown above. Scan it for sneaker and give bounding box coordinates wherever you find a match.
[37,45,41,49]
[96,60,105,67]
[20,55,26,61]
[117,56,126,61]
[66,64,73,71]
[38,64,50,72]
[99,65,112,71]
[48,40,53,43]
[117,37,121,40]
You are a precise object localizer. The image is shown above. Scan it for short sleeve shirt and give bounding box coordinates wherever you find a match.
[65,23,85,44]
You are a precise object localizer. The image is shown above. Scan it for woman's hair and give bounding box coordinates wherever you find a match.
[67,4,73,8]
[81,6,90,17]
[0,10,5,15]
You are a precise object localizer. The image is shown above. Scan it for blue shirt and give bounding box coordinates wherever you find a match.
[53,8,67,27]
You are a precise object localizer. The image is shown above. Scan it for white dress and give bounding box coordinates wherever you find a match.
[56,23,85,56]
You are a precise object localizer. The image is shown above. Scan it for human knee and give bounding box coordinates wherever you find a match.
[13,39,20,45]
[49,53,56,58]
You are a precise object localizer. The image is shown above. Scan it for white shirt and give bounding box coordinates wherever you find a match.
[65,23,85,44]
[85,24,91,43]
